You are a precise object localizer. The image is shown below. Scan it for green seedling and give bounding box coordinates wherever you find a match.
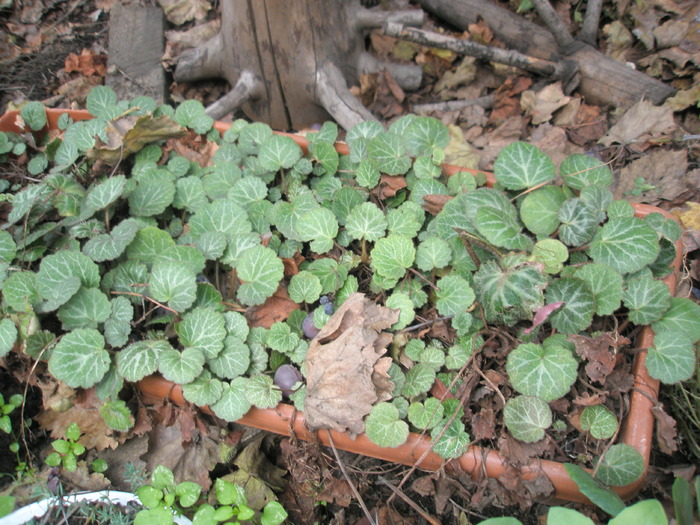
[45,422,85,472]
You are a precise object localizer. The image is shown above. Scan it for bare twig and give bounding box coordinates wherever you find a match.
[412,96,494,113]
[384,23,568,79]
[580,0,603,45]
[326,431,377,525]
[529,0,575,49]
[378,477,441,525]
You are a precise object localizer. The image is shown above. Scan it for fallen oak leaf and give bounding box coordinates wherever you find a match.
[304,293,399,437]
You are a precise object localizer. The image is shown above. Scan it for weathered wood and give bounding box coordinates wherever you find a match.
[205,70,263,121]
[417,0,675,107]
[107,4,167,103]
[174,0,412,129]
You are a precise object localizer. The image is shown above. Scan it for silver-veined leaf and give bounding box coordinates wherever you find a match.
[560,154,613,190]
[435,275,475,316]
[503,395,552,442]
[116,340,170,382]
[258,134,302,171]
[83,218,139,262]
[182,370,224,406]
[558,198,599,247]
[297,207,339,254]
[545,277,595,334]
[365,402,409,448]
[148,261,197,312]
[595,444,644,486]
[208,336,250,380]
[245,374,282,409]
[84,175,127,212]
[646,331,695,383]
[236,245,284,306]
[368,132,411,175]
[211,377,251,422]
[57,287,111,330]
[345,202,387,242]
[580,405,618,439]
[506,343,578,401]
[0,318,17,357]
[494,142,555,190]
[575,263,623,316]
[370,234,415,279]
[158,347,205,384]
[652,297,700,342]
[176,307,226,360]
[588,217,659,274]
[520,185,565,236]
[622,276,671,325]
[48,329,110,388]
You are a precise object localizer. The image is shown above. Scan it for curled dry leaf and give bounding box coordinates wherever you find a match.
[599,98,677,148]
[304,293,399,437]
[520,82,571,125]
[651,404,679,454]
[569,333,629,384]
[247,285,299,329]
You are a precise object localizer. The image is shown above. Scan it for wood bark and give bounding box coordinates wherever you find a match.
[418,0,675,108]
[175,0,424,130]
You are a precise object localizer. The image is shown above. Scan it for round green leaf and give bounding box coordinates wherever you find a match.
[415,237,452,272]
[622,276,671,325]
[547,507,595,525]
[2,271,41,312]
[402,364,436,398]
[173,176,208,212]
[20,101,47,131]
[297,207,339,254]
[0,318,17,358]
[370,234,415,280]
[211,377,251,422]
[560,154,613,190]
[407,398,444,430]
[86,86,118,119]
[288,271,322,304]
[189,199,252,237]
[100,400,134,432]
[430,419,470,459]
[575,263,623,316]
[49,329,110,388]
[83,218,140,262]
[208,336,250,380]
[404,116,449,156]
[435,275,475,316]
[258,135,302,171]
[494,142,555,190]
[530,239,568,274]
[345,202,387,242]
[609,499,668,525]
[383,291,413,331]
[126,227,176,265]
[520,185,565,236]
[646,331,695,383]
[652,297,700,342]
[558,198,598,247]
[84,175,127,212]
[503,395,552,442]
[236,245,284,306]
[474,206,533,251]
[158,347,205,384]
[580,405,618,439]
[182,370,224,406]
[545,277,595,334]
[116,340,168,382]
[149,262,197,312]
[368,132,411,175]
[176,307,226,360]
[267,322,300,353]
[507,343,578,401]
[365,402,409,448]
[57,287,111,330]
[37,250,100,299]
[245,374,282,409]
[595,443,644,486]
[0,231,16,263]
[128,172,176,217]
[588,217,660,274]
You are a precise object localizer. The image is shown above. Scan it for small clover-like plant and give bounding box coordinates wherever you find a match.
[45,422,85,472]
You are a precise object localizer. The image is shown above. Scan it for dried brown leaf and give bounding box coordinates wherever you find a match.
[247,285,299,329]
[520,82,571,125]
[615,150,697,204]
[372,175,407,199]
[603,21,634,60]
[471,408,496,441]
[304,293,399,436]
[599,98,677,148]
[568,333,628,384]
[651,404,679,454]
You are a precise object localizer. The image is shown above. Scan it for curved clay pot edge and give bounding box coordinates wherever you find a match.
[1,108,682,504]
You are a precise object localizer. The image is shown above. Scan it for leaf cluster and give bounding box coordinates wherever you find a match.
[1,89,696,480]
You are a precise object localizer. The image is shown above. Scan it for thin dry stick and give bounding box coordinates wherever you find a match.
[384,23,562,78]
[378,476,442,525]
[326,431,377,525]
[473,364,507,407]
[412,96,495,113]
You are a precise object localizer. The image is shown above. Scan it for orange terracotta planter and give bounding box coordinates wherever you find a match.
[0,108,683,505]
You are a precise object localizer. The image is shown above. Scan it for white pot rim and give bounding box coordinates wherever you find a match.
[0,490,192,525]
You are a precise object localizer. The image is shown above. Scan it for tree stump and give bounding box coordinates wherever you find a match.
[174,0,423,130]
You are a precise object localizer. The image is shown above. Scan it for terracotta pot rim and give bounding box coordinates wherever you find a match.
[0,108,682,505]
